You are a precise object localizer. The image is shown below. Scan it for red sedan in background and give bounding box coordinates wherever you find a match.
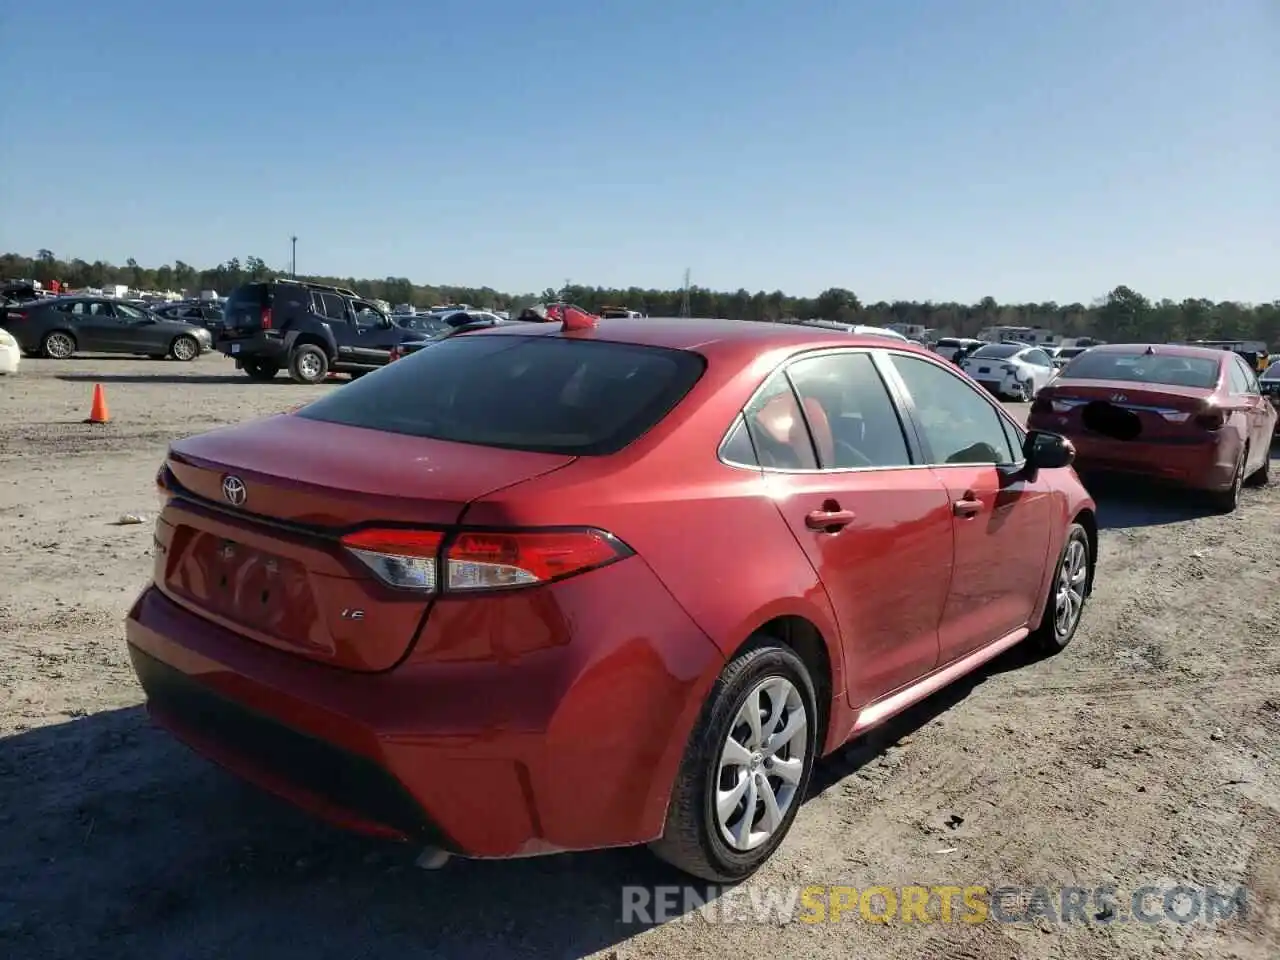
[1029,343,1275,511]
[127,317,1096,882]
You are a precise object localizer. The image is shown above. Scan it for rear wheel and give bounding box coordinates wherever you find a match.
[288,344,329,384]
[650,637,818,882]
[1209,447,1247,512]
[243,359,280,381]
[40,331,75,359]
[1027,523,1091,655]
[170,335,199,362]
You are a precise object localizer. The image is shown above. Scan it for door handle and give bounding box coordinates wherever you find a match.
[805,508,856,531]
[953,496,983,517]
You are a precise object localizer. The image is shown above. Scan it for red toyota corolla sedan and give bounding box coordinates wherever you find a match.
[126,316,1097,881]
[1028,343,1275,511]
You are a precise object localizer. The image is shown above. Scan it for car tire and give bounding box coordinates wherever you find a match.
[1027,522,1091,655]
[1209,447,1247,512]
[170,335,199,362]
[649,637,819,882]
[243,359,280,381]
[288,344,329,384]
[40,330,76,360]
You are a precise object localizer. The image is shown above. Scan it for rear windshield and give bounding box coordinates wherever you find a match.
[224,283,270,326]
[1262,362,1280,381]
[297,334,706,455]
[1060,352,1221,389]
[970,344,1020,359]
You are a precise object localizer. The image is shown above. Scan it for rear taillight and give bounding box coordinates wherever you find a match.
[261,307,272,330]
[156,463,175,509]
[388,345,400,362]
[1194,409,1226,431]
[6,311,27,321]
[339,527,631,592]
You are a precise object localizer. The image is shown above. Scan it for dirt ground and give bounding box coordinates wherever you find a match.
[1,354,1278,960]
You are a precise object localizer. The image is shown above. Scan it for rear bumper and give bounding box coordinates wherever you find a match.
[1028,416,1234,491]
[218,333,287,363]
[124,563,725,858]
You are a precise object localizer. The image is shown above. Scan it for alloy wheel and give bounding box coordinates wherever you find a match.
[1054,538,1088,636]
[715,677,808,851]
[45,333,73,359]
[298,353,322,380]
[172,337,196,361]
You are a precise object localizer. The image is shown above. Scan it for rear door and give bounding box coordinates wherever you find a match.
[68,300,118,350]
[744,350,953,707]
[312,291,357,359]
[885,351,1056,664]
[1229,354,1274,473]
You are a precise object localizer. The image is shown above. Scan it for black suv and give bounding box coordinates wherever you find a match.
[219,279,428,383]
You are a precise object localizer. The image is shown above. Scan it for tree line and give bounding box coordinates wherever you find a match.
[5,250,1277,348]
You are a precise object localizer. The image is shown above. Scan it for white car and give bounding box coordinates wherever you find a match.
[802,320,911,341]
[0,326,20,375]
[959,343,1057,400]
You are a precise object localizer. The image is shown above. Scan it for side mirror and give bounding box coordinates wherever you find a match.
[1024,430,1075,472]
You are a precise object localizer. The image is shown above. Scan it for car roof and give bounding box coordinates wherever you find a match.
[1083,343,1230,362]
[473,316,937,363]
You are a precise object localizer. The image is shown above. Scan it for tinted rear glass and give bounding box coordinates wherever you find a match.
[224,284,270,326]
[1261,362,1280,381]
[297,335,706,455]
[970,344,1020,359]
[1060,352,1221,389]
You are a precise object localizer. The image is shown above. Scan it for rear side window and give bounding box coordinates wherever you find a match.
[298,335,705,455]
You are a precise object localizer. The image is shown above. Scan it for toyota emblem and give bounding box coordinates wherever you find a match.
[221,475,247,506]
[1111,393,1128,403]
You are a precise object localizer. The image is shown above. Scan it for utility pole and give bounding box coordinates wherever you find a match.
[679,268,691,318]
[291,236,297,279]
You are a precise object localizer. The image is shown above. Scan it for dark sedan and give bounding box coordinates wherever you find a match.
[1,297,213,361]
[151,300,225,332]
[391,314,533,359]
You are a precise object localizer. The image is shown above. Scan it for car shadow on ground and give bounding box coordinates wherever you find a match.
[4,640,1053,960]
[809,639,1046,799]
[55,371,263,386]
[0,707,702,960]
[1081,475,1219,530]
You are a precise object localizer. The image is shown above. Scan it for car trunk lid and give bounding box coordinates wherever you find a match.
[155,415,576,670]
[1037,378,1216,441]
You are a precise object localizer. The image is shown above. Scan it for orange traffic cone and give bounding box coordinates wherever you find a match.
[86,384,110,424]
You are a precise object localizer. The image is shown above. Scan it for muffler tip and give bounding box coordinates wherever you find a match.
[415,847,451,870]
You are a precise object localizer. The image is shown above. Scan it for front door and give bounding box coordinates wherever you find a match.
[744,351,954,708]
[349,302,398,365]
[885,352,1057,664]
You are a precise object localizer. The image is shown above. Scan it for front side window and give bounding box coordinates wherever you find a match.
[786,352,912,468]
[113,303,147,320]
[891,354,1016,465]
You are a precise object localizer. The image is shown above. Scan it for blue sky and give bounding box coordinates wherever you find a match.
[1,0,1276,302]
